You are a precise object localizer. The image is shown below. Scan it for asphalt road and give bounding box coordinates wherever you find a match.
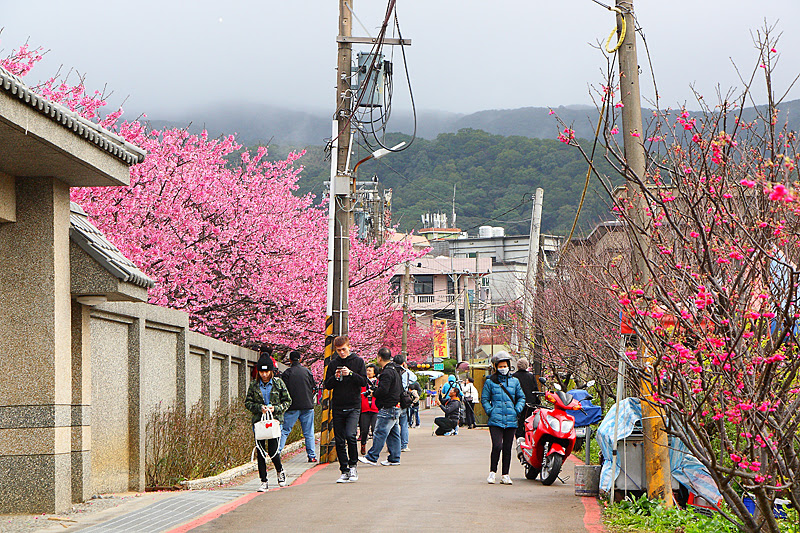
[192,409,596,533]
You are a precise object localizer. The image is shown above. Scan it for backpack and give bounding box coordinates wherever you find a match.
[399,387,414,409]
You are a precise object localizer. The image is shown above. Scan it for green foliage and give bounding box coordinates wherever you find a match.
[605,495,800,533]
[264,128,622,236]
[604,495,740,533]
[442,358,457,375]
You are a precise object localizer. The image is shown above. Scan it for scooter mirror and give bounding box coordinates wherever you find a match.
[538,377,547,385]
[554,383,562,391]
[586,380,596,388]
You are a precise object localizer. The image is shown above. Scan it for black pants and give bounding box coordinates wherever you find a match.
[256,437,282,482]
[464,402,476,427]
[359,411,377,445]
[489,426,516,475]
[333,408,360,473]
[434,417,457,435]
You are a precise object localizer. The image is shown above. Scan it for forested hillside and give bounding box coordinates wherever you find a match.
[266,128,622,237]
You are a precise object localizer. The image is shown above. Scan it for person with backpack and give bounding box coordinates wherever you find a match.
[407,379,422,427]
[358,347,403,466]
[481,352,525,485]
[393,354,414,452]
[245,353,292,492]
[278,350,318,462]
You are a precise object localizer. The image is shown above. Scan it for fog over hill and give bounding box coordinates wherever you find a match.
[146,100,800,148]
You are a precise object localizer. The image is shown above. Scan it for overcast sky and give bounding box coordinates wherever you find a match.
[2,1,799,120]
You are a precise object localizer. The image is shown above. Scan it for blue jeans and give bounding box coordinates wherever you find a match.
[408,405,420,427]
[365,406,401,463]
[399,409,409,449]
[279,408,316,459]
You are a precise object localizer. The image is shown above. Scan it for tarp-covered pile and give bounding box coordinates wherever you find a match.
[596,397,721,505]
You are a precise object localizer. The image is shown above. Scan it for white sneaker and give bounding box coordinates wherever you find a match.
[348,466,359,481]
[500,475,513,485]
[277,470,287,487]
[358,456,378,466]
[401,447,410,452]
[258,481,268,492]
[487,472,496,484]
[381,460,401,466]
[336,472,350,483]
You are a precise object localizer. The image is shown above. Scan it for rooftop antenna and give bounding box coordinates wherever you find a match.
[452,184,457,229]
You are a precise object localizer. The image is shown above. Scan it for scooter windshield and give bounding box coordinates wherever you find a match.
[555,391,575,409]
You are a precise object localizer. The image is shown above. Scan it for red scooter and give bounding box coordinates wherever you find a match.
[516,379,584,485]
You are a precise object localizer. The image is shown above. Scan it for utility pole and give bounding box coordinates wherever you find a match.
[321,0,354,465]
[401,262,410,358]
[523,188,544,374]
[463,273,471,360]
[454,274,463,363]
[615,0,672,504]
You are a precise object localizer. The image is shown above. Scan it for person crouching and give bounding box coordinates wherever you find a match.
[245,353,292,492]
[435,386,462,435]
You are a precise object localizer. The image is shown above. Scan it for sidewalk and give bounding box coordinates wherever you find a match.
[191,409,602,533]
[66,441,321,533]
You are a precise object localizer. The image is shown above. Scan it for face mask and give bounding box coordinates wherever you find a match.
[498,367,509,375]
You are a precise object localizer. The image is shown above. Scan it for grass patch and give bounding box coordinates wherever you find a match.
[603,495,800,533]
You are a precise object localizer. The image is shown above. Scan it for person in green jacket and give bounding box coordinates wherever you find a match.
[245,352,292,492]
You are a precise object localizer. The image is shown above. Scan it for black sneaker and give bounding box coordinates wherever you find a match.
[277,470,287,487]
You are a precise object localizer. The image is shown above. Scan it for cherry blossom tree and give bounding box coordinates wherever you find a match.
[3,40,423,362]
[556,25,800,532]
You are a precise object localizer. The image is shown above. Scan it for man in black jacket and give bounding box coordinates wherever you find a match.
[279,350,318,462]
[323,336,367,483]
[358,347,403,466]
[513,357,538,438]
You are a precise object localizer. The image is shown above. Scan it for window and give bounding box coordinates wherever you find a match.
[390,275,402,295]
[413,275,434,295]
[447,276,456,294]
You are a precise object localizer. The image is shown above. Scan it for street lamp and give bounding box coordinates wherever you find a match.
[352,141,407,175]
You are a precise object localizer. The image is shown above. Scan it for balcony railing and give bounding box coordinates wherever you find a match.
[392,294,459,306]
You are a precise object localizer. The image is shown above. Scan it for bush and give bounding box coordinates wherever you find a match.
[145,401,253,488]
[145,402,323,488]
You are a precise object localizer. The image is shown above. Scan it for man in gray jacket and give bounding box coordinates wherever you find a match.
[279,351,318,462]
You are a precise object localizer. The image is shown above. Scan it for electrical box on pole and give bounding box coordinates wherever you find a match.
[354,52,390,108]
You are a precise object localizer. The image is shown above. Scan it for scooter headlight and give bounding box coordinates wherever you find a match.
[561,419,574,433]
[545,414,560,432]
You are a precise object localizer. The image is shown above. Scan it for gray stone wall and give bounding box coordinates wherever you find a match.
[87,302,258,495]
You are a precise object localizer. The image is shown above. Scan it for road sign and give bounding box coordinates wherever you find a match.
[433,363,444,371]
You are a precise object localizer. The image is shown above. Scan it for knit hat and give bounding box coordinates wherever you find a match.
[257,353,275,372]
[289,350,301,362]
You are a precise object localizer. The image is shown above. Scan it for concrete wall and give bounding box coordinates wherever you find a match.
[87,301,258,495]
[0,178,73,514]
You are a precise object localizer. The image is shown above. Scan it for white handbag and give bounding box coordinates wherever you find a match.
[254,411,282,441]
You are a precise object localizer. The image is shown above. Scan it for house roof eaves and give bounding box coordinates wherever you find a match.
[0,66,146,166]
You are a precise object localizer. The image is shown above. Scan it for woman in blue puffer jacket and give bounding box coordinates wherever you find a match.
[481,351,525,485]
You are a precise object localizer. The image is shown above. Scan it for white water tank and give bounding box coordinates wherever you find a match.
[492,227,505,237]
[479,225,493,238]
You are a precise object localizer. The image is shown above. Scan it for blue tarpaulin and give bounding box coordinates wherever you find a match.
[567,389,603,427]
[596,397,721,505]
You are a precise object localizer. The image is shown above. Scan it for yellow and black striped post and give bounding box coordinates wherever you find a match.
[319,316,337,463]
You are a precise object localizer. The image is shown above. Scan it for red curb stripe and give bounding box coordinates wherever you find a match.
[567,455,606,533]
[290,462,330,487]
[166,462,331,533]
[166,492,261,533]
